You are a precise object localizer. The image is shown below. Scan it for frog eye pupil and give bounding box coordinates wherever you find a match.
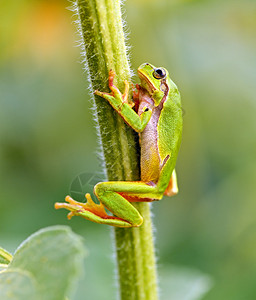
[156,69,163,76]
[153,68,166,79]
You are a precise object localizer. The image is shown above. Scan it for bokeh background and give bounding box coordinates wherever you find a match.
[1,0,256,299]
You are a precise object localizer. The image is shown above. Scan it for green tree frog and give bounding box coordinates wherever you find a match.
[55,63,183,227]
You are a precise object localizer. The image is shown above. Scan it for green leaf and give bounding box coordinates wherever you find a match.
[0,247,12,264]
[160,266,213,300]
[0,266,8,272]
[0,269,39,300]
[9,226,85,300]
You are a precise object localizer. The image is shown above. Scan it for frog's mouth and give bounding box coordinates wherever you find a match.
[137,70,157,95]
[138,66,166,107]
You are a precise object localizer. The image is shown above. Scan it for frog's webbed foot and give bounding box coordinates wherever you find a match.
[94,70,133,108]
[55,194,109,220]
[55,194,134,227]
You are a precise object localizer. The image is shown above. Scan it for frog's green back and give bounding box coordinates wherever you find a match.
[158,78,183,172]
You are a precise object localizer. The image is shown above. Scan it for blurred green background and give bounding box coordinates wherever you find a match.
[1,0,256,299]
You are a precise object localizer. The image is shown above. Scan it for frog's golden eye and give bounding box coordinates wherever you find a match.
[153,68,166,79]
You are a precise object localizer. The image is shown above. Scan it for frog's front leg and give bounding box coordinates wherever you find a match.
[55,181,162,228]
[94,70,152,132]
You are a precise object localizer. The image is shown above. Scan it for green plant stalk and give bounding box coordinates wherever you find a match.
[74,0,158,299]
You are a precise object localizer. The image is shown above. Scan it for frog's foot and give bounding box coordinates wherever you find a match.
[94,70,133,107]
[55,194,109,220]
[55,194,133,227]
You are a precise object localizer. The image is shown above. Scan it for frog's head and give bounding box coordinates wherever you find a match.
[137,63,169,106]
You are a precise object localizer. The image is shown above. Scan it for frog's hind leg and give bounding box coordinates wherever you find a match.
[94,180,163,221]
[95,180,163,226]
[94,185,143,227]
[55,193,134,228]
[55,180,162,227]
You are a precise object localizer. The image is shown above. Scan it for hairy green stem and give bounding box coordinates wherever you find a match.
[74,0,158,299]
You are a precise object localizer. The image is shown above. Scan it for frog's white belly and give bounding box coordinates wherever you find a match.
[140,107,161,183]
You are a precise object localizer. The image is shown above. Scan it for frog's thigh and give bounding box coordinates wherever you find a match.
[94,181,160,224]
[95,181,162,199]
